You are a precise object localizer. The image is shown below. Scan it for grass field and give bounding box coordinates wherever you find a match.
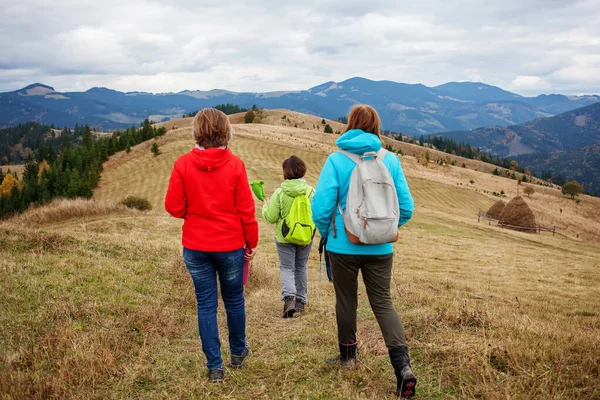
[2,112,600,399]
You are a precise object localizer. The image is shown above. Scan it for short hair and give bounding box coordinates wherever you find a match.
[345,104,382,137]
[282,155,306,180]
[191,108,233,148]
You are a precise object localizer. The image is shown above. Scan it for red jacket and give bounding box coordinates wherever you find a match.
[165,148,258,252]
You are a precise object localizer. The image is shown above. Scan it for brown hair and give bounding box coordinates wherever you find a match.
[192,108,232,148]
[345,104,381,136]
[282,155,306,180]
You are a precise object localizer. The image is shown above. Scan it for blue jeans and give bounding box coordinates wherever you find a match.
[183,247,247,370]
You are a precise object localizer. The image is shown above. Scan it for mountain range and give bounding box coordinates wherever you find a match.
[1,78,598,134]
[438,102,600,157]
[437,102,600,195]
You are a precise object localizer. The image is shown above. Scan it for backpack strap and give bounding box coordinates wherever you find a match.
[376,148,389,159]
[279,190,284,220]
[339,150,361,164]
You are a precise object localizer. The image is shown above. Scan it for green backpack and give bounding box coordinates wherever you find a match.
[280,187,316,245]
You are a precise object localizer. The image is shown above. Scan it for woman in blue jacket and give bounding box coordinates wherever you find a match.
[311,105,416,398]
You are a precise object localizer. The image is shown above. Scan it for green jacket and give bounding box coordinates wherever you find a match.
[262,179,314,243]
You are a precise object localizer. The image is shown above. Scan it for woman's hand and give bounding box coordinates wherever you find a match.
[244,248,257,261]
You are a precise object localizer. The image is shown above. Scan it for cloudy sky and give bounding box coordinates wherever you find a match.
[1,0,599,96]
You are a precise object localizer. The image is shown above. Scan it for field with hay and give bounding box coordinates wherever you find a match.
[2,110,600,399]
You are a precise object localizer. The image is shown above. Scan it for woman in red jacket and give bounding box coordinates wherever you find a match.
[165,108,258,383]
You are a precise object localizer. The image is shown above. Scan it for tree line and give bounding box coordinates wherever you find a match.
[405,134,571,187]
[183,104,249,118]
[0,120,166,218]
[0,122,94,165]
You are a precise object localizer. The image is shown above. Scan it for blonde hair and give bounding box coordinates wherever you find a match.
[345,104,382,137]
[191,108,233,148]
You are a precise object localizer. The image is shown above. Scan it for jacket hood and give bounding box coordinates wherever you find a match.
[281,179,310,197]
[336,129,382,155]
[190,148,232,171]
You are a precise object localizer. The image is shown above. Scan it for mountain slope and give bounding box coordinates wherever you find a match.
[515,146,600,195]
[439,102,600,157]
[1,78,597,134]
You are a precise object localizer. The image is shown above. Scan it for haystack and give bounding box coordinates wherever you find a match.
[499,196,536,232]
[486,200,506,219]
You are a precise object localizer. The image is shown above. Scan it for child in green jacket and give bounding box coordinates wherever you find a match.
[262,156,314,318]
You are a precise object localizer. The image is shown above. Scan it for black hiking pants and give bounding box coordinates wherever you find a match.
[329,252,407,348]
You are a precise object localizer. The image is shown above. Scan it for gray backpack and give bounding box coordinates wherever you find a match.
[336,149,400,244]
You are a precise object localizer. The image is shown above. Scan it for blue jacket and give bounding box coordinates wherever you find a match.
[311,129,414,255]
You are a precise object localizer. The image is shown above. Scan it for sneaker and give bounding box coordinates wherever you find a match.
[208,368,224,383]
[295,300,305,313]
[230,345,250,368]
[282,296,296,318]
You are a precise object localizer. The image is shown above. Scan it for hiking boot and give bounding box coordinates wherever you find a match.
[230,345,250,368]
[208,368,224,383]
[389,345,417,398]
[282,296,296,318]
[325,342,357,368]
[295,300,305,313]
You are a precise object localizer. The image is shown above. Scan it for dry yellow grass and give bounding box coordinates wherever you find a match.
[1,164,25,178]
[2,110,600,399]
[10,198,136,227]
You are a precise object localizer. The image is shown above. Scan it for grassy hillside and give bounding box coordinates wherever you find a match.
[2,110,600,399]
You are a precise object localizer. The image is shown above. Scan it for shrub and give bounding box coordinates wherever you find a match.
[244,110,255,124]
[523,186,534,198]
[321,118,326,124]
[120,196,152,211]
[462,163,466,168]
[281,115,286,119]
[470,179,475,184]
[324,124,334,134]
[151,142,161,157]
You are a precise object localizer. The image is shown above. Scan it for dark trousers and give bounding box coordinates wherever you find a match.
[324,250,332,281]
[329,252,406,348]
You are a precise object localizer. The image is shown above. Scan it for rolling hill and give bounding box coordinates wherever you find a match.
[2,109,599,399]
[1,78,597,134]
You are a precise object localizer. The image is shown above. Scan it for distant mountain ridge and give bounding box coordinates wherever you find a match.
[438,102,600,157]
[0,77,598,133]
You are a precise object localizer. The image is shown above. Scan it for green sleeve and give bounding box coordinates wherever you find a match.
[262,189,282,224]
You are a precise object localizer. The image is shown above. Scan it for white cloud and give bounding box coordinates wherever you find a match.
[0,0,599,95]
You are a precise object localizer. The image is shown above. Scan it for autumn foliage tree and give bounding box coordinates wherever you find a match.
[523,185,534,198]
[1,173,18,197]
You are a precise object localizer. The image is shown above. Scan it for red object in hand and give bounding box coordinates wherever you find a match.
[243,248,251,286]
